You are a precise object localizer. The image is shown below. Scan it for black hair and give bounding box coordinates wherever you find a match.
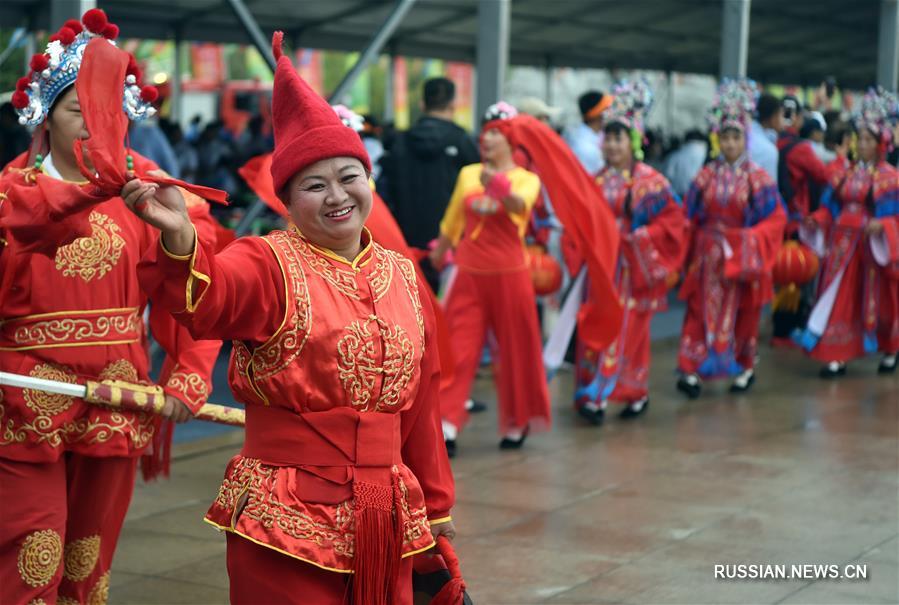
[799,118,823,139]
[47,84,75,119]
[578,91,604,119]
[423,78,455,111]
[603,121,629,136]
[756,93,781,122]
[684,129,706,143]
[824,121,850,147]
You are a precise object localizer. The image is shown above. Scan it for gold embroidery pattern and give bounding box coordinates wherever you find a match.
[27,599,47,605]
[57,598,80,605]
[337,316,415,412]
[166,370,209,409]
[0,361,155,449]
[397,476,430,545]
[87,571,110,605]
[17,529,62,587]
[24,364,78,416]
[246,231,312,381]
[2,308,142,350]
[367,245,393,302]
[387,251,425,344]
[291,229,360,299]
[214,457,354,557]
[99,359,139,383]
[55,211,125,283]
[63,535,100,582]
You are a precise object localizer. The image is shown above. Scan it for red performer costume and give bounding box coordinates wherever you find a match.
[565,80,688,424]
[0,12,221,605]
[135,32,454,605]
[434,102,551,451]
[794,87,899,376]
[676,80,786,398]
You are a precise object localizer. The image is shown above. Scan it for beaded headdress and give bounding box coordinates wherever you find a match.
[707,79,759,134]
[332,104,365,133]
[11,9,157,127]
[483,101,518,124]
[854,86,899,150]
[604,79,653,135]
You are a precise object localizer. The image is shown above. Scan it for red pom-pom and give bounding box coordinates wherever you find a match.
[16,76,31,91]
[140,86,159,103]
[64,18,83,34]
[126,56,142,81]
[29,54,49,72]
[49,34,60,43]
[11,90,30,109]
[101,24,119,40]
[82,8,108,33]
[57,27,77,45]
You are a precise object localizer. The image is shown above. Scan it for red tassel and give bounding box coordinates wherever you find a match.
[82,8,108,33]
[11,90,29,109]
[16,76,31,91]
[431,536,466,605]
[65,18,83,33]
[141,418,173,481]
[351,477,401,605]
[101,23,120,40]
[272,31,284,61]
[29,54,49,72]
[57,26,77,45]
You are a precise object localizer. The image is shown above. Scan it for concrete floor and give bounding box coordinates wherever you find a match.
[111,338,898,605]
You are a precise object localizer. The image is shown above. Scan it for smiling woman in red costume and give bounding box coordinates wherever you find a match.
[0,10,221,605]
[130,33,454,605]
[429,102,551,457]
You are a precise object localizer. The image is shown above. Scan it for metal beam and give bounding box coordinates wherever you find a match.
[50,0,94,30]
[475,0,510,122]
[171,27,184,124]
[877,0,899,91]
[719,0,751,79]
[328,0,417,104]
[225,0,276,73]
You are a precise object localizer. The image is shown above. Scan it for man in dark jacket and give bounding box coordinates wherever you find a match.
[378,77,480,288]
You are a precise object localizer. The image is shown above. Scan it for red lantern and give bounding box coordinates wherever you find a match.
[527,245,562,296]
[773,241,819,286]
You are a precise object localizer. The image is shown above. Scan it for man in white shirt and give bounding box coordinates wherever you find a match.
[748,93,782,183]
[563,90,612,176]
[663,130,709,198]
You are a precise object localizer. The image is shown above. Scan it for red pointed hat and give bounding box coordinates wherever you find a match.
[270,31,370,196]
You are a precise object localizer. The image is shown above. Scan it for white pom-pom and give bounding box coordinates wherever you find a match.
[42,69,51,79]
[19,116,27,125]
[126,74,136,85]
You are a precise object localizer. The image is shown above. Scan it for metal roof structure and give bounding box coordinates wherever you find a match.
[1,0,887,89]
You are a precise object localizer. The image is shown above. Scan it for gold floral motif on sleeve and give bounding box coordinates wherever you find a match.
[337,315,416,412]
[55,211,125,283]
[18,529,62,587]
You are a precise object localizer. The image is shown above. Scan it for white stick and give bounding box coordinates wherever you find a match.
[0,371,87,398]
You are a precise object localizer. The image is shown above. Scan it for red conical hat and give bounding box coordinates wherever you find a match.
[269,31,370,197]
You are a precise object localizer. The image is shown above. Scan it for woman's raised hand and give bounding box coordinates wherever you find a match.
[122,170,195,255]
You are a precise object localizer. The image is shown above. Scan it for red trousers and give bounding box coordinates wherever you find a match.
[0,454,137,605]
[440,268,551,435]
[226,533,413,605]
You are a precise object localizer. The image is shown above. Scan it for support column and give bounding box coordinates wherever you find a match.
[877,0,899,91]
[384,51,397,122]
[51,0,95,30]
[226,0,277,72]
[475,0,510,122]
[544,56,553,105]
[719,0,750,79]
[171,28,184,125]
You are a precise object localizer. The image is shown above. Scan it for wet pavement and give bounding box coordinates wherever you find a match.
[111,336,898,604]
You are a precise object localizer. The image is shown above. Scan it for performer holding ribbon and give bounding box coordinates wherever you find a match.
[676,80,786,398]
[0,11,223,605]
[566,80,688,425]
[131,32,455,605]
[794,87,899,377]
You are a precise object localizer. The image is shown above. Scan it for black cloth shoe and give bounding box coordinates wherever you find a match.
[499,426,529,450]
[577,405,605,426]
[677,375,702,399]
[445,439,457,459]
[878,354,897,374]
[819,361,847,378]
[729,369,755,393]
[465,399,488,413]
[619,397,649,419]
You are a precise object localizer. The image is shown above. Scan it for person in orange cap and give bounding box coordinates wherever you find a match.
[128,32,455,605]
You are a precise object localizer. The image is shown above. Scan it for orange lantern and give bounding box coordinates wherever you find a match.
[773,241,820,286]
[527,245,563,295]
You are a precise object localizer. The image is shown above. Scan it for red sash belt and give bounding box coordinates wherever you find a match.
[242,405,405,605]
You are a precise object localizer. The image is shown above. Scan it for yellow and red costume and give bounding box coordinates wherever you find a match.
[137,32,454,605]
[438,161,551,435]
[0,13,221,604]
